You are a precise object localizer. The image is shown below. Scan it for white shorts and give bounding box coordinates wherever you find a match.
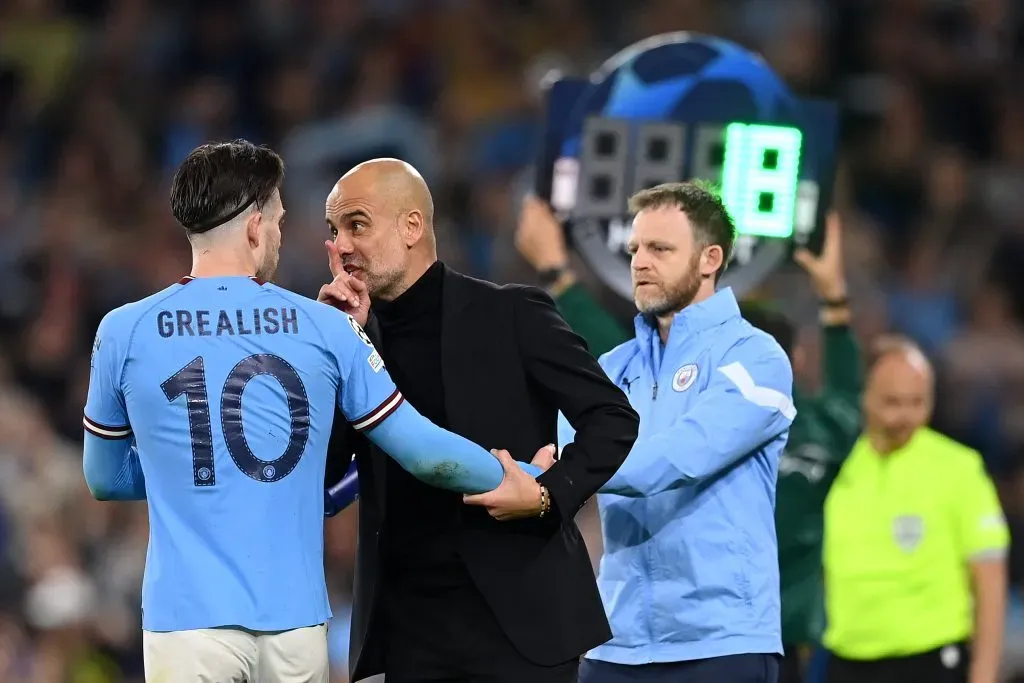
[143,623,328,683]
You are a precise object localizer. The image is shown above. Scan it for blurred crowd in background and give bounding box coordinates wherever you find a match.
[2,0,1024,681]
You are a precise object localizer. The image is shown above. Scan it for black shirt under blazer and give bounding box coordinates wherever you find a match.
[326,264,639,681]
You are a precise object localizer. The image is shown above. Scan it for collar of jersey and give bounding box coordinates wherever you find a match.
[851,428,928,466]
[633,286,740,347]
[178,275,266,286]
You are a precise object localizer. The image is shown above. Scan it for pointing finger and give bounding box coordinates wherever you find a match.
[325,240,344,279]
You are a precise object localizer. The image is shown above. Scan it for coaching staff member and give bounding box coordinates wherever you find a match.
[558,182,795,683]
[318,158,639,683]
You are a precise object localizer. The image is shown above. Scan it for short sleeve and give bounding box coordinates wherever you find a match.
[332,312,402,432]
[957,456,1010,561]
[83,312,132,439]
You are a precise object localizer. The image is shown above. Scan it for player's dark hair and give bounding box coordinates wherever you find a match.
[628,181,736,282]
[739,302,795,357]
[170,139,285,235]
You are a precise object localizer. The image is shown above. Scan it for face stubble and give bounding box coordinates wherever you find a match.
[634,248,704,318]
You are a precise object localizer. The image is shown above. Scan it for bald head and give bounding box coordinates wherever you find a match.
[337,158,434,226]
[325,159,437,301]
[863,336,934,454]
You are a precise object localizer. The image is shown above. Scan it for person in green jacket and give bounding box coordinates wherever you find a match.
[515,198,862,683]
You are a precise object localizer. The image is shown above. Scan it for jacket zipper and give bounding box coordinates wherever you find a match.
[643,374,658,649]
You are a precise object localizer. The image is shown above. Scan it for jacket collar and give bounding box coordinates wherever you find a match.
[634,287,741,349]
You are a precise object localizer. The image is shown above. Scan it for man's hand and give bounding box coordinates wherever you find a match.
[318,240,371,327]
[793,210,846,301]
[793,211,850,326]
[463,445,556,521]
[515,196,569,272]
[531,443,557,472]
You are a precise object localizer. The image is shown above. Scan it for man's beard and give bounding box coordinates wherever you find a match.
[634,251,703,317]
[354,260,405,301]
[256,247,279,282]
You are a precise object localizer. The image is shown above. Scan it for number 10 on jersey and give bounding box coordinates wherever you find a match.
[161,354,311,487]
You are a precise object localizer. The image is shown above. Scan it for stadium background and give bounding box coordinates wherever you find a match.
[1,0,1024,680]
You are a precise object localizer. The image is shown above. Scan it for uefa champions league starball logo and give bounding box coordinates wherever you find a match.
[536,32,839,300]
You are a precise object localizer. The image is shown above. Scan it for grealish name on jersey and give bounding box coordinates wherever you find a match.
[157,307,299,338]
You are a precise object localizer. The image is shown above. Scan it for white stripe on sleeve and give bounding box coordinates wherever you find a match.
[718,362,797,421]
[351,390,404,432]
[83,415,133,439]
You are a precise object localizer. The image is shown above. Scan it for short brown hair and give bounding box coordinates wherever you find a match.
[628,181,736,282]
[171,139,285,235]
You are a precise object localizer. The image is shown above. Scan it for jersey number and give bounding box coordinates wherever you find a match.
[161,354,310,487]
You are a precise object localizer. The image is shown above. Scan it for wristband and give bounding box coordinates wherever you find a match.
[538,267,568,288]
[548,271,577,298]
[820,296,849,308]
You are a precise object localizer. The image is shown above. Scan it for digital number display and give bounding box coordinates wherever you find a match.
[721,123,802,238]
[568,118,804,239]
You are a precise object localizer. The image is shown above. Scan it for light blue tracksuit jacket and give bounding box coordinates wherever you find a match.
[559,288,795,665]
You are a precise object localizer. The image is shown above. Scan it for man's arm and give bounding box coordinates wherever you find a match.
[553,280,631,358]
[956,455,1010,683]
[515,195,631,358]
[514,286,640,520]
[332,312,540,495]
[324,416,361,518]
[970,558,1007,683]
[797,210,861,441]
[83,436,146,501]
[359,398,540,493]
[821,324,860,397]
[82,312,146,501]
[815,324,863,445]
[601,337,795,497]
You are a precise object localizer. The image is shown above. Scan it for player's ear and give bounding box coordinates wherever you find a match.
[700,244,724,278]
[403,209,424,247]
[246,210,262,248]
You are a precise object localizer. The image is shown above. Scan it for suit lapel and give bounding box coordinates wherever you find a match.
[367,265,485,510]
[440,266,485,440]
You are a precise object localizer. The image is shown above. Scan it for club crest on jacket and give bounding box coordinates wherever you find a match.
[672,364,699,392]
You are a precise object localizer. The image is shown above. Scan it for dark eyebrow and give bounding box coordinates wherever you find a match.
[341,209,371,223]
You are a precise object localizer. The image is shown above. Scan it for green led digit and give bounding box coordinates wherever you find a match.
[721,123,803,238]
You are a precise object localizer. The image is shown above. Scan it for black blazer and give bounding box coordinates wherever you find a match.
[326,265,639,681]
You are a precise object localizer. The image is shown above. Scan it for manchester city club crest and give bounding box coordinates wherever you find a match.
[348,315,373,347]
[672,364,699,392]
[892,515,925,552]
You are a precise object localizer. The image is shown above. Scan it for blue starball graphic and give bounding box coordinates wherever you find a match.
[560,33,797,159]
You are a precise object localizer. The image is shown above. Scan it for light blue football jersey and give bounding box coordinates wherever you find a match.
[84,275,399,632]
